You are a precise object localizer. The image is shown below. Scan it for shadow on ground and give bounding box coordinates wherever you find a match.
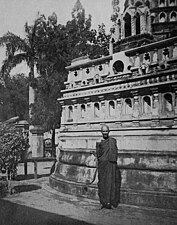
[0,199,94,225]
[16,174,49,181]
[14,184,41,193]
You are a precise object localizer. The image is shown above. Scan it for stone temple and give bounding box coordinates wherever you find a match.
[49,0,177,210]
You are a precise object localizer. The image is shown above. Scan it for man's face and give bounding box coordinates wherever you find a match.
[101,126,109,139]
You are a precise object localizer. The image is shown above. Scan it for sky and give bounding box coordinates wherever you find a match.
[0,0,125,75]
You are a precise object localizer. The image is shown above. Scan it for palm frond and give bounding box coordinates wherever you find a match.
[1,53,27,77]
[0,32,28,54]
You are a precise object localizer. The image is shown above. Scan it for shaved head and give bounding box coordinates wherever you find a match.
[101,124,110,139]
[101,124,109,132]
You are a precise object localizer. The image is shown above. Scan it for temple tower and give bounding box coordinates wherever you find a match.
[49,0,177,210]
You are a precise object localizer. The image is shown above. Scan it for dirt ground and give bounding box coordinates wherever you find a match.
[0,176,177,225]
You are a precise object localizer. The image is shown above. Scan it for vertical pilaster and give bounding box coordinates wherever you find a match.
[151,88,160,126]
[98,96,105,120]
[85,98,94,122]
[131,90,140,126]
[60,101,65,126]
[71,100,77,123]
[74,103,79,123]
[131,16,136,36]
[109,41,113,55]
[148,13,151,33]
[79,68,83,81]
[114,93,122,127]
[140,14,145,34]
[114,93,121,120]
[104,100,109,120]
[84,98,91,122]
[135,53,140,67]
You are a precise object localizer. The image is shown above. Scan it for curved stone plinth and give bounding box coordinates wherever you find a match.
[49,174,98,200]
[49,149,177,210]
[49,149,98,199]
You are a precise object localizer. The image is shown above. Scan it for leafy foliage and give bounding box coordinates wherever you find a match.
[65,0,110,60]
[0,122,29,178]
[0,1,111,149]
[0,74,28,122]
[29,14,67,132]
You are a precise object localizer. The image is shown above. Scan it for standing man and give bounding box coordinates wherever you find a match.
[96,124,120,209]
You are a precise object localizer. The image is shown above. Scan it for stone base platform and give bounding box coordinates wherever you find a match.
[49,173,177,210]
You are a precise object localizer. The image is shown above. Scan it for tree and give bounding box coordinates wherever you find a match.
[89,23,111,59]
[0,14,48,119]
[65,0,93,60]
[0,121,29,193]
[0,73,28,122]
[29,13,67,156]
[31,3,111,156]
[0,14,62,156]
[65,0,110,61]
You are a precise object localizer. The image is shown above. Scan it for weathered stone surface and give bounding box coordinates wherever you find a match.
[49,1,177,210]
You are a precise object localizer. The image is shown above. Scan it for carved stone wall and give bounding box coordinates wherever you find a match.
[49,27,177,211]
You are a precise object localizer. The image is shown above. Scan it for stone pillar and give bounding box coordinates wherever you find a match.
[78,68,82,81]
[84,98,93,122]
[72,100,77,123]
[103,62,108,75]
[131,16,136,36]
[115,93,122,127]
[109,40,113,55]
[131,91,140,126]
[104,100,109,120]
[60,101,65,126]
[151,88,160,126]
[140,14,145,34]
[91,65,95,78]
[74,103,79,123]
[30,126,44,158]
[135,54,140,67]
[121,19,125,39]
[98,96,105,120]
[148,13,151,33]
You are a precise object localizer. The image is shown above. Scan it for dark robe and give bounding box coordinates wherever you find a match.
[96,137,120,207]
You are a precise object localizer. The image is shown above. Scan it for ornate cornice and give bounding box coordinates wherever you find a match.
[58,68,177,103]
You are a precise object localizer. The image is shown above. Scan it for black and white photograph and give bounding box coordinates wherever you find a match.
[0,0,177,224]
